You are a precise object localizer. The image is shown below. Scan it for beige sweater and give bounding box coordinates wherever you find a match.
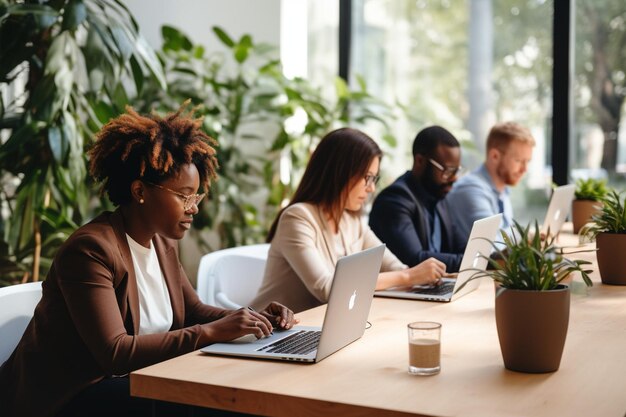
[251,203,406,313]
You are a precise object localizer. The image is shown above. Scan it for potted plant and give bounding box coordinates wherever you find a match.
[457,221,593,373]
[571,178,609,233]
[581,190,626,285]
[0,0,165,285]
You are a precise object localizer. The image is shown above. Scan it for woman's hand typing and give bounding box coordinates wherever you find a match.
[258,302,299,330]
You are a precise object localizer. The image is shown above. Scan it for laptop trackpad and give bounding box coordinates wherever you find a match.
[230,333,262,344]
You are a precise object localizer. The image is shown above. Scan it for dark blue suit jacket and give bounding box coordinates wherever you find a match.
[369,171,464,271]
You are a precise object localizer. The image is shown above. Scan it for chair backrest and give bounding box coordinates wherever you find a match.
[197,244,270,309]
[0,281,43,365]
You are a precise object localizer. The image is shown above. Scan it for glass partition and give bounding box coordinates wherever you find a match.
[346,0,554,223]
[573,1,626,190]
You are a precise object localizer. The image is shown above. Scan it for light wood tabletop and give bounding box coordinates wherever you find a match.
[131,231,626,417]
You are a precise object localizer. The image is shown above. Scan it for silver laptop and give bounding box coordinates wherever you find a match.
[374,214,502,302]
[541,184,576,236]
[201,244,385,363]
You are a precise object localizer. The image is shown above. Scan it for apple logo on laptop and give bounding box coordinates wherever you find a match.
[348,290,357,310]
[553,209,561,221]
[472,253,481,268]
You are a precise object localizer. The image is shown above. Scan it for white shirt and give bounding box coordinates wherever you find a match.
[331,230,347,258]
[126,234,173,335]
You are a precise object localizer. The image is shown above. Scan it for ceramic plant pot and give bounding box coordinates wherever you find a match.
[596,232,626,285]
[495,285,570,373]
[571,200,602,234]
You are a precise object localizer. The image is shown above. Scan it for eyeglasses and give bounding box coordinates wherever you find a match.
[144,181,206,211]
[364,174,380,187]
[428,158,463,179]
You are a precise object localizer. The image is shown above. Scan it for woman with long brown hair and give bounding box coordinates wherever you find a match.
[251,128,446,313]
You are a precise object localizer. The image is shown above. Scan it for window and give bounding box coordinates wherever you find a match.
[573,0,626,189]
[348,0,554,222]
[305,0,625,224]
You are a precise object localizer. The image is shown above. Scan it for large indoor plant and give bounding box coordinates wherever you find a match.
[457,221,593,373]
[571,178,609,233]
[0,0,165,286]
[134,25,398,252]
[581,190,626,285]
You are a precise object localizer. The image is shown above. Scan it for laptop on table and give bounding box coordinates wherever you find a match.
[201,244,386,363]
[541,184,576,236]
[374,214,502,302]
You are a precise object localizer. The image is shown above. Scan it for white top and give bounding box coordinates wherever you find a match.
[331,230,347,257]
[126,234,173,335]
[250,203,406,313]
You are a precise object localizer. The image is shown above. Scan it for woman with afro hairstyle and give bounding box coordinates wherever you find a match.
[0,103,297,417]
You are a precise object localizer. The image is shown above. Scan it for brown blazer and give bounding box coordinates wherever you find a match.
[0,210,226,417]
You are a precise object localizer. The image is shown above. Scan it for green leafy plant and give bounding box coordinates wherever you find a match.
[134,25,398,251]
[0,0,165,285]
[456,221,593,292]
[581,190,626,239]
[574,178,609,201]
[0,14,399,285]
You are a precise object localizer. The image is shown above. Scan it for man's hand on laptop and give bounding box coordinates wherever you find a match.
[406,257,447,287]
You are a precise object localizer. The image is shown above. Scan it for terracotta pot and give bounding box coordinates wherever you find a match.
[571,200,602,234]
[495,285,570,373]
[596,233,626,285]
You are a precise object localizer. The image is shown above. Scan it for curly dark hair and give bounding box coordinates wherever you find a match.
[89,102,218,206]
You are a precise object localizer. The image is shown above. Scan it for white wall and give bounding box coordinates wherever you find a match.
[126,0,281,53]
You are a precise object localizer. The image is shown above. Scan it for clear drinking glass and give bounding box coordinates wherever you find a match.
[407,322,441,376]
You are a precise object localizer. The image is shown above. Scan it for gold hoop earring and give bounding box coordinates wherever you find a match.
[139,198,144,204]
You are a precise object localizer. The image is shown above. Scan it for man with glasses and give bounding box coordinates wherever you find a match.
[446,122,535,247]
[369,125,465,272]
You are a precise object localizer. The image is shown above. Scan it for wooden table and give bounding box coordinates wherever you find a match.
[131,233,626,417]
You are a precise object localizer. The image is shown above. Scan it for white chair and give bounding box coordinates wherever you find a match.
[197,244,270,309]
[0,281,43,365]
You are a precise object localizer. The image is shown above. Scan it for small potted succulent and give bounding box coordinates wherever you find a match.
[457,221,593,373]
[581,190,626,285]
[572,178,609,233]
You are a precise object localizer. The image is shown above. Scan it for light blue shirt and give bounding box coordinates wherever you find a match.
[445,164,513,246]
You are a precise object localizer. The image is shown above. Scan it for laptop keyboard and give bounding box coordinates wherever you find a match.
[257,330,321,355]
[412,282,455,296]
